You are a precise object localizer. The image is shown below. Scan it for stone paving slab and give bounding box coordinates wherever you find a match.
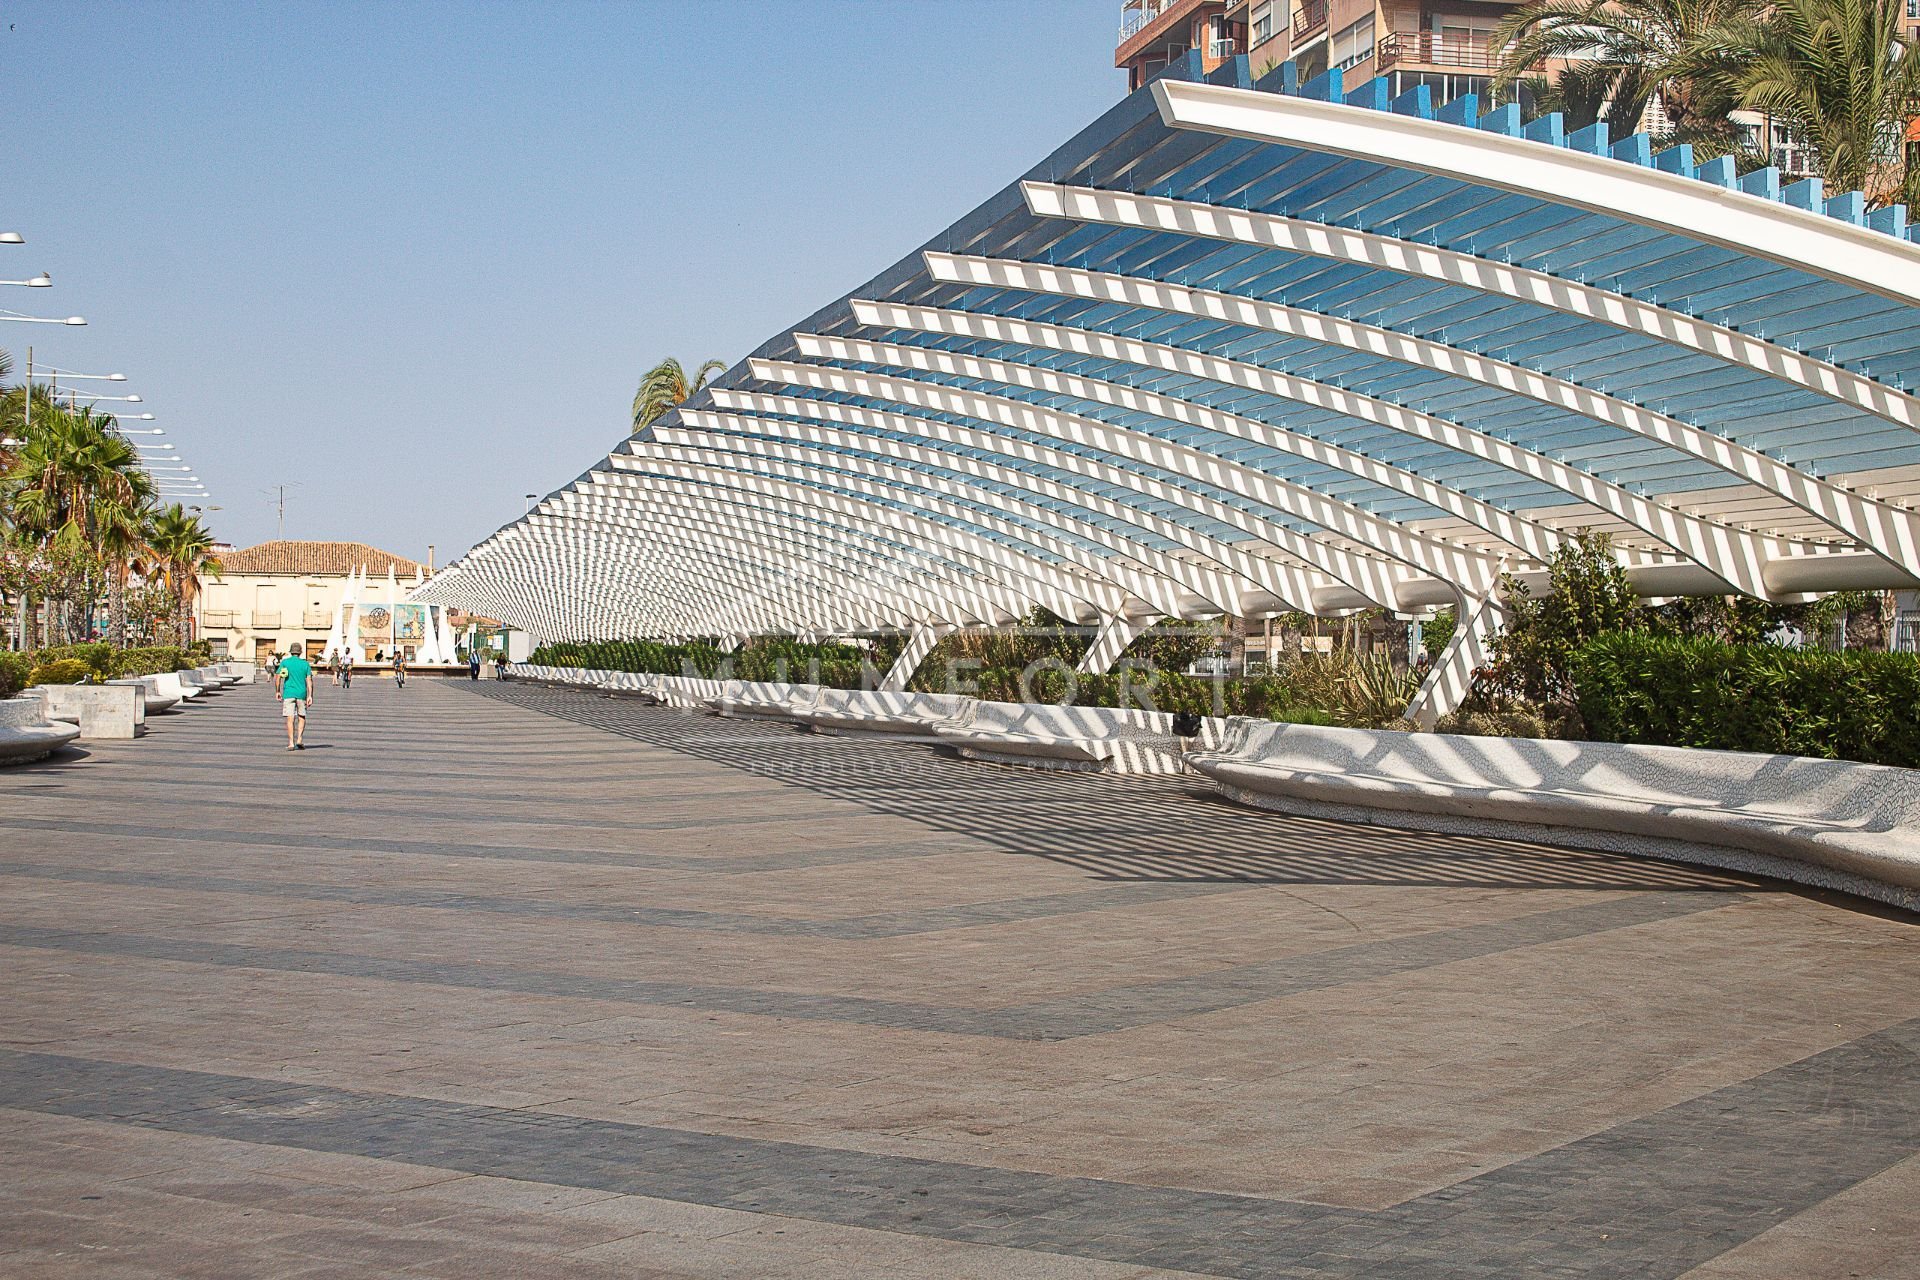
[1,678,1916,1277]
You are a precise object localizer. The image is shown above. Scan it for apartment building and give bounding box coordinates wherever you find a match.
[1118,0,1511,103]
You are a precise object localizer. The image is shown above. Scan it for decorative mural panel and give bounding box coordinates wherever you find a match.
[394,603,426,642]
[357,605,392,647]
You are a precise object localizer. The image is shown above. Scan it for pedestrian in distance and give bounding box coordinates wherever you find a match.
[276,647,316,751]
[468,652,480,681]
[394,650,407,689]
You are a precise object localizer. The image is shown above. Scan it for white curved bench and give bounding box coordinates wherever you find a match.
[799,689,973,743]
[145,671,200,702]
[935,701,1220,774]
[713,681,817,721]
[111,676,181,714]
[178,669,228,694]
[0,696,81,765]
[1188,720,1920,911]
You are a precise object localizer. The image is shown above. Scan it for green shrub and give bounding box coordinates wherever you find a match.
[1573,632,1920,767]
[0,651,31,699]
[27,658,94,687]
[108,646,197,677]
[31,643,114,677]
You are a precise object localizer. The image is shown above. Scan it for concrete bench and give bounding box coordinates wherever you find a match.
[712,681,816,721]
[141,671,201,702]
[935,701,1219,774]
[30,683,147,739]
[1187,719,1920,911]
[110,676,181,714]
[596,672,673,704]
[178,669,226,694]
[0,696,82,764]
[799,689,973,743]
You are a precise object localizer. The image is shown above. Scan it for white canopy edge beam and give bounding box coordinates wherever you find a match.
[1152,78,1920,308]
[1020,181,1920,436]
[845,299,1784,597]
[924,252,1920,579]
[665,419,1243,615]
[749,358,1502,605]
[704,391,1334,613]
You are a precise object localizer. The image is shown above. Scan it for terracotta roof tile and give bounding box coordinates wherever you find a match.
[216,540,423,578]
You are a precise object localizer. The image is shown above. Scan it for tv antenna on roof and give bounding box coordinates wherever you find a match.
[263,482,303,539]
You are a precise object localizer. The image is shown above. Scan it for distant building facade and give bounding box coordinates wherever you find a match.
[1118,1,1821,177]
[199,540,424,664]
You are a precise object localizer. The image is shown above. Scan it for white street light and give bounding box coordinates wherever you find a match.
[0,273,51,287]
[0,311,84,325]
[39,368,126,381]
[120,425,163,433]
[59,392,141,402]
[117,414,156,422]
[0,232,23,244]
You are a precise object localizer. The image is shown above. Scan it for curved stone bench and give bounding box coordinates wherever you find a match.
[1187,719,1920,911]
[935,701,1220,774]
[30,683,146,739]
[799,689,973,743]
[111,676,181,714]
[0,696,81,765]
[178,670,227,694]
[144,671,200,702]
[713,681,817,721]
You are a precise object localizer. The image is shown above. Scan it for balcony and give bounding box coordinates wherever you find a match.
[1293,0,1328,41]
[251,611,283,629]
[304,609,332,629]
[1208,36,1242,59]
[1376,30,1505,71]
[1118,0,1174,42]
[202,609,234,629]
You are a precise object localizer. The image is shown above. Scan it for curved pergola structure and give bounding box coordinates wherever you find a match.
[416,55,1920,723]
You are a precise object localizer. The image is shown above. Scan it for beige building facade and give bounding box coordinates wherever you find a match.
[199,541,423,665]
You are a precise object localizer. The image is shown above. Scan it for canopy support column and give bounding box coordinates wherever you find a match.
[881,623,953,691]
[1078,615,1150,674]
[1404,589,1507,730]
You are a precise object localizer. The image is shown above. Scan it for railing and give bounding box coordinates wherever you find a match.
[1118,0,1172,43]
[1293,0,1328,40]
[1376,30,1505,71]
[1207,36,1241,59]
[251,611,282,629]
[202,610,234,628]
[303,610,331,629]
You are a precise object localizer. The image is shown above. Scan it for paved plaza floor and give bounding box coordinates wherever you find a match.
[1,678,1917,1277]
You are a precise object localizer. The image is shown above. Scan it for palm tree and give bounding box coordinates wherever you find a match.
[630,357,727,434]
[1715,0,1920,205]
[146,503,221,645]
[1492,0,1758,149]
[5,405,155,643]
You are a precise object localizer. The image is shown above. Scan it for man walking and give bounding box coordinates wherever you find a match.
[276,646,316,751]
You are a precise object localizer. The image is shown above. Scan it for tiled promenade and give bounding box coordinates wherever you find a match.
[2,678,1917,1278]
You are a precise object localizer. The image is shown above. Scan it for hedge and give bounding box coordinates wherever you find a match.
[0,651,31,699]
[1573,632,1920,767]
[530,639,1370,725]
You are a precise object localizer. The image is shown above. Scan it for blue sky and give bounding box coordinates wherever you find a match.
[0,0,1122,562]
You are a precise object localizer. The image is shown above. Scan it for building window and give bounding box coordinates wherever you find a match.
[1252,1,1275,44]
[1910,0,1918,20]
[1332,13,1375,71]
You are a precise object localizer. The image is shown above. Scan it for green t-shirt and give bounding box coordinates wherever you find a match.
[278,655,314,700]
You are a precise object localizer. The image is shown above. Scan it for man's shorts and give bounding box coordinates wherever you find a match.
[282,698,309,718]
